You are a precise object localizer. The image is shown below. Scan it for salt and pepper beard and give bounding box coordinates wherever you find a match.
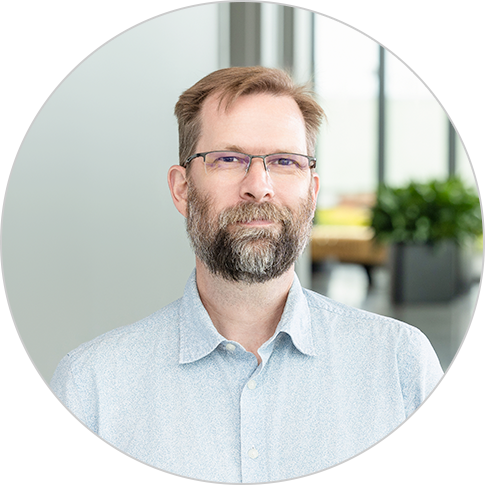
[185,180,315,284]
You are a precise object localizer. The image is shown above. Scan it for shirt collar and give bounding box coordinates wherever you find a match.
[264,273,316,357]
[179,270,316,364]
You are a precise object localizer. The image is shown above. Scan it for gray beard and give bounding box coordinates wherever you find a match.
[185,182,315,284]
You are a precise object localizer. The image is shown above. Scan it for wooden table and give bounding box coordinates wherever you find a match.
[311,225,388,283]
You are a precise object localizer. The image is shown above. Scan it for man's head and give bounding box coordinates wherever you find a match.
[168,67,325,284]
[174,66,325,169]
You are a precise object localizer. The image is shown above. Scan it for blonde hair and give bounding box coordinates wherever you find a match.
[174,66,325,168]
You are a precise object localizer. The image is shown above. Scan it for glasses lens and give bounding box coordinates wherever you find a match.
[205,152,249,172]
[265,154,309,174]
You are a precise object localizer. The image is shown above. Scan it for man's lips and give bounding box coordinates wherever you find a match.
[237,219,275,226]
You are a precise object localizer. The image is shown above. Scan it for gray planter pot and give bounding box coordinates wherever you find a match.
[389,241,472,304]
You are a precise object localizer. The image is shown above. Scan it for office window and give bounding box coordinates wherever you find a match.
[456,136,478,188]
[385,52,448,186]
[314,17,379,208]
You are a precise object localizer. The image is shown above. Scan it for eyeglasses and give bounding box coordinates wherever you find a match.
[185,151,316,177]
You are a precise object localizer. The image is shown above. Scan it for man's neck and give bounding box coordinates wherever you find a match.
[195,259,294,364]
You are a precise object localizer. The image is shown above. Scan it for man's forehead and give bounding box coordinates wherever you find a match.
[196,92,308,156]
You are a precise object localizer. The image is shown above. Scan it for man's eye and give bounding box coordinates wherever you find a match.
[217,156,241,163]
[273,158,297,166]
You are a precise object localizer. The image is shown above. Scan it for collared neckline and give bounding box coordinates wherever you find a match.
[261,274,316,357]
[178,270,315,364]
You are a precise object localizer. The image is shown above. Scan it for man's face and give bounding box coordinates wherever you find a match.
[183,93,320,283]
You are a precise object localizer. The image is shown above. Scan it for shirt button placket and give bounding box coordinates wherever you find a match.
[240,375,266,483]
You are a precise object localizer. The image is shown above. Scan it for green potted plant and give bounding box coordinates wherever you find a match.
[370,177,482,303]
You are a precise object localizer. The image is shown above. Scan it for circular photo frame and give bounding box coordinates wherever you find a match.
[2,1,483,484]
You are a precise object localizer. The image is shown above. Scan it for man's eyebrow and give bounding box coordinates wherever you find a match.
[224,145,299,154]
[224,145,247,153]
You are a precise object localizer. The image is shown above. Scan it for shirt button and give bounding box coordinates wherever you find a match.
[225,343,236,352]
[248,447,259,459]
[247,380,257,390]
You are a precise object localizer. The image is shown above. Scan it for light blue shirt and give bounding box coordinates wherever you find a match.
[51,270,443,482]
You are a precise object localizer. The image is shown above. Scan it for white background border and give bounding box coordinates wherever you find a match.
[1,1,483,483]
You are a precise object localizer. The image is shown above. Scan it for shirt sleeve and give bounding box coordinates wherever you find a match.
[397,327,444,418]
[50,353,96,432]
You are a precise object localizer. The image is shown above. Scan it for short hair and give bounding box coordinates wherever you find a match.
[174,66,325,168]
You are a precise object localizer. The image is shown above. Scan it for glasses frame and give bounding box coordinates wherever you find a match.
[184,151,317,172]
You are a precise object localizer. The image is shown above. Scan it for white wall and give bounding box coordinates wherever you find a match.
[2,5,221,381]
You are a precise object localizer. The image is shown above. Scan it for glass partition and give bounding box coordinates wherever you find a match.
[314,16,379,208]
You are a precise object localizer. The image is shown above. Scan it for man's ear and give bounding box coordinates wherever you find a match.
[168,165,188,217]
[311,171,320,211]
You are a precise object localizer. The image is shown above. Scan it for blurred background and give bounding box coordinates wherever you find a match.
[2,2,482,381]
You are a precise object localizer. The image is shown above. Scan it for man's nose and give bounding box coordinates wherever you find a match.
[239,157,275,202]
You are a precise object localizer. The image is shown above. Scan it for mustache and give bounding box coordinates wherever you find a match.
[217,202,293,228]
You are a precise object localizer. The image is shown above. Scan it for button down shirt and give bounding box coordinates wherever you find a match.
[50,270,443,482]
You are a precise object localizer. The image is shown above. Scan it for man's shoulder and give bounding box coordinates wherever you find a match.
[64,298,183,366]
[301,288,442,378]
[302,287,421,338]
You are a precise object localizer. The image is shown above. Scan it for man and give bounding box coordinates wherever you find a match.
[51,66,443,483]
